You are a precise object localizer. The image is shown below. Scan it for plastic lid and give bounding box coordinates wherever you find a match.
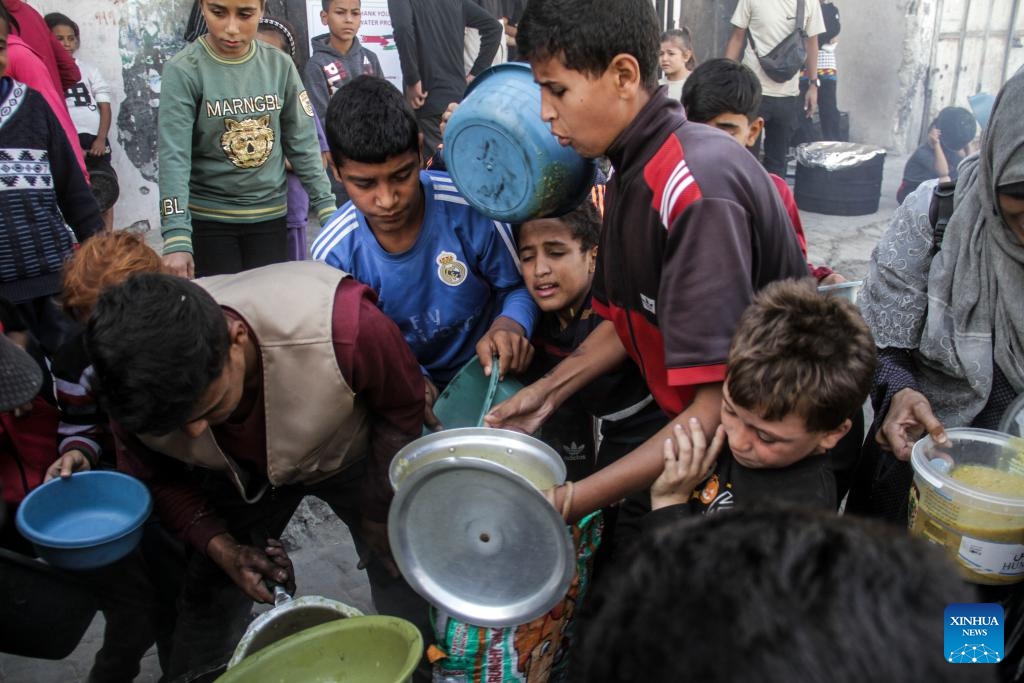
[910,428,1024,507]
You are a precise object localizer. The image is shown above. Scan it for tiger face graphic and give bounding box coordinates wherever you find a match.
[221,115,274,169]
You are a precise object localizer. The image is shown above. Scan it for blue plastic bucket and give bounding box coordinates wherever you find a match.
[443,62,596,223]
[16,470,152,570]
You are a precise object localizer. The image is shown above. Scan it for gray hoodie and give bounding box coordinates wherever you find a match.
[303,34,384,119]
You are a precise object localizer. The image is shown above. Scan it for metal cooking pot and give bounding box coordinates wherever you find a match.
[389,427,566,492]
[227,585,364,668]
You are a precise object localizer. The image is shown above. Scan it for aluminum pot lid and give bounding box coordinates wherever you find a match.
[389,427,566,492]
[388,458,574,628]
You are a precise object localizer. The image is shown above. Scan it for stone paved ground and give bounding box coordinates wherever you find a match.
[0,152,906,682]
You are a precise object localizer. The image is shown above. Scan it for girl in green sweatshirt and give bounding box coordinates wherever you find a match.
[158,0,335,278]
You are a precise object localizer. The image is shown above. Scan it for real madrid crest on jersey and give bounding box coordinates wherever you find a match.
[436,251,467,287]
[221,115,275,169]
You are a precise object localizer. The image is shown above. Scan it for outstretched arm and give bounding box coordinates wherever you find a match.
[552,382,724,521]
[485,320,627,434]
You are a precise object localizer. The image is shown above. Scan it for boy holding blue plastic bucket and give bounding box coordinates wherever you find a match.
[311,75,538,431]
[484,0,808,522]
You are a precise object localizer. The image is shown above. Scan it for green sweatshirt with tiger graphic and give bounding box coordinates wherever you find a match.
[158,37,335,255]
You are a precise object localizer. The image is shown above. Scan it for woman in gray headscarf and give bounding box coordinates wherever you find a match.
[848,68,1024,523]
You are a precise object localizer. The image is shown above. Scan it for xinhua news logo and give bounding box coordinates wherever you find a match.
[945,603,1003,664]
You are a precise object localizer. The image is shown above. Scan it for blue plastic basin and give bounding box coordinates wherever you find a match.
[16,470,152,570]
[443,62,596,223]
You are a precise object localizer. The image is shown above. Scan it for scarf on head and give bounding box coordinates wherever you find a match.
[860,70,1024,426]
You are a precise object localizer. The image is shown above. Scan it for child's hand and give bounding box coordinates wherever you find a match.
[928,126,942,149]
[88,136,108,157]
[818,272,847,285]
[476,316,533,379]
[650,418,724,510]
[163,252,195,279]
[424,376,443,431]
[405,81,428,110]
[44,450,92,482]
[440,102,459,136]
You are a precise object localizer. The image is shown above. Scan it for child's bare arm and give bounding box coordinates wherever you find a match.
[550,382,724,520]
[485,320,628,434]
[929,127,951,180]
[89,102,112,157]
[651,418,724,510]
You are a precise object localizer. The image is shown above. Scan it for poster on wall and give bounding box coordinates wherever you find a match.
[305,0,403,87]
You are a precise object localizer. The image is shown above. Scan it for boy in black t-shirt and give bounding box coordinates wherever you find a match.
[648,278,876,520]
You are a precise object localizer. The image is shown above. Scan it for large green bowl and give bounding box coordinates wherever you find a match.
[215,616,422,683]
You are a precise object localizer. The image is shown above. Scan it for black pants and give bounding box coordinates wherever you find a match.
[755,94,799,177]
[192,217,287,278]
[817,78,840,141]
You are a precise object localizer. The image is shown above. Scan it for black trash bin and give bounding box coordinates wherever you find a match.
[794,142,886,216]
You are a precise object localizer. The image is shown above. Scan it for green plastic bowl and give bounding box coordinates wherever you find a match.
[215,616,422,683]
[433,358,523,430]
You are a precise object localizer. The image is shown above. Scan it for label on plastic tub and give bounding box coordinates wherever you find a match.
[957,537,1024,578]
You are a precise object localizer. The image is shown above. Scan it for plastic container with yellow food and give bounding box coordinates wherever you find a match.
[909,428,1024,585]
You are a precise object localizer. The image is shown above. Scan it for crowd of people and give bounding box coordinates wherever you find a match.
[0,0,1022,682]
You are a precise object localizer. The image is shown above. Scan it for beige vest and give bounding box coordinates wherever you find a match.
[140,262,370,501]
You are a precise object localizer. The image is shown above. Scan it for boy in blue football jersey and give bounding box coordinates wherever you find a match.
[312,76,537,429]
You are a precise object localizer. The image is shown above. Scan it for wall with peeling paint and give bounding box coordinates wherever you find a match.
[31,0,308,234]
[31,0,189,232]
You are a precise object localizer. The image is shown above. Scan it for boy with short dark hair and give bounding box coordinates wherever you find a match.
[304,0,382,122]
[682,57,841,283]
[312,75,537,428]
[86,263,430,679]
[485,0,808,521]
[519,199,665,564]
[648,278,876,516]
[578,506,982,683]
[518,199,664,475]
